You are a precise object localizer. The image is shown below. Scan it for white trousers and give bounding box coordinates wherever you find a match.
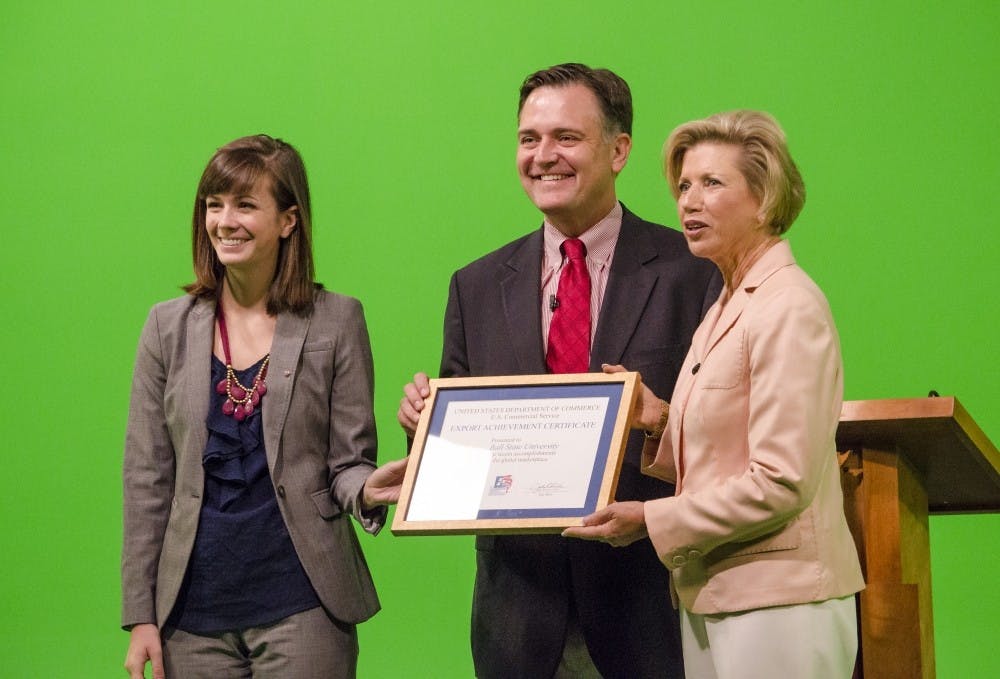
[680,596,858,679]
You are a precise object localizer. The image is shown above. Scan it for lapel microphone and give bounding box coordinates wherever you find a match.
[549,294,560,311]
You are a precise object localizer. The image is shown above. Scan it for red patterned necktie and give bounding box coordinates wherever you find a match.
[546,238,591,374]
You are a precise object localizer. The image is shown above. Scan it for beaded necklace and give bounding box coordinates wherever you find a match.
[214,301,269,421]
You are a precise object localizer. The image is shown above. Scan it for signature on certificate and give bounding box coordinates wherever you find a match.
[529,482,568,497]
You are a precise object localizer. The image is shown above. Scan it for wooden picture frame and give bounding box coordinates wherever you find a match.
[391,372,639,535]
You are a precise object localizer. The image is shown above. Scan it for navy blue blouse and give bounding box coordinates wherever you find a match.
[167,355,320,634]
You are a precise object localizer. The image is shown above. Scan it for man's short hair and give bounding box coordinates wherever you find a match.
[518,63,633,137]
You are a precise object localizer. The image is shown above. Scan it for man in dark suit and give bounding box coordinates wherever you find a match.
[398,63,720,678]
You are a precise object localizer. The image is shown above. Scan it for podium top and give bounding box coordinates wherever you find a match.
[837,396,1000,513]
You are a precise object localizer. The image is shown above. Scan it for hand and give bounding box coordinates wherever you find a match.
[397,372,431,438]
[601,364,667,432]
[561,501,648,547]
[124,623,164,679]
[362,457,409,510]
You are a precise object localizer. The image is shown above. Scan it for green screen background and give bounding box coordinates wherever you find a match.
[2,1,997,676]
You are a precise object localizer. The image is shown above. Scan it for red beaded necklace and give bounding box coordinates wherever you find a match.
[214,301,270,422]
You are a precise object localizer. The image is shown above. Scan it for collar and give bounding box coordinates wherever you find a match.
[695,239,796,359]
[737,239,797,293]
[543,202,622,270]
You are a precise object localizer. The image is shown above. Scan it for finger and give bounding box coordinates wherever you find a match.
[414,372,431,396]
[124,658,145,679]
[580,505,617,527]
[402,383,425,411]
[563,517,610,536]
[123,649,142,677]
[601,363,626,374]
[398,398,421,429]
[564,526,612,543]
[397,397,417,422]
[397,419,416,438]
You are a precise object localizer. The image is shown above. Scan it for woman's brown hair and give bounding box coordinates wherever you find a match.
[185,134,318,315]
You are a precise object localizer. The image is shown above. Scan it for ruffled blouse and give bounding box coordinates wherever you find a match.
[167,356,320,634]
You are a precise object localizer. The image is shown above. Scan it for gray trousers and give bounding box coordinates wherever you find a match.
[162,606,358,679]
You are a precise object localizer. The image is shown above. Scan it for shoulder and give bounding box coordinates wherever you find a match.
[141,294,207,335]
[622,205,683,237]
[757,263,829,306]
[748,264,835,333]
[311,288,364,317]
[132,294,208,366]
[148,293,202,317]
[453,230,539,279]
[618,207,704,255]
[307,289,369,340]
[619,207,720,281]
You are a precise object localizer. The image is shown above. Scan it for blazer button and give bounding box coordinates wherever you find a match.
[671,555,686,567]
[692,363,701,375]
[276,485,286,498]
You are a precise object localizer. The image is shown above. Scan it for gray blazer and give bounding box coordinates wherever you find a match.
[121,290,383,629]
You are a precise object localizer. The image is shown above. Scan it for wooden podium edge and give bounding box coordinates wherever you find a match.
[839,396,1000,513]
[837,396,999,678]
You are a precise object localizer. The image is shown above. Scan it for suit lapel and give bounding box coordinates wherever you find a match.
[696,240,796,361]
[591,210,658,368]
[670,301,722,428]
[500,230,547,373]
[181,298,214,478]
[700,290,750,358]
[263,310,311,470]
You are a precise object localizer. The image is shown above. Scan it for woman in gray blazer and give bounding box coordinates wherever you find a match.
[122,135,406,678]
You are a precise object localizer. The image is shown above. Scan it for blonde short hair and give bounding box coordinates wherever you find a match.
[664,110,805,235]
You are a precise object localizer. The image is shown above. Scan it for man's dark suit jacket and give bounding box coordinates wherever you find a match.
[440,205,721,679]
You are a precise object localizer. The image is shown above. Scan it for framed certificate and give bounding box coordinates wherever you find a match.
[391,372,639,535]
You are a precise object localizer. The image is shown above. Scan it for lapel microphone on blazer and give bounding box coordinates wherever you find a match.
[549,294,560,311]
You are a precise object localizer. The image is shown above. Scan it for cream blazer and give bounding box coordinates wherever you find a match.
[642,240,864,615]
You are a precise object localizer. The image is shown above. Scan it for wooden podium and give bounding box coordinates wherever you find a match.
[836,397,1000,679]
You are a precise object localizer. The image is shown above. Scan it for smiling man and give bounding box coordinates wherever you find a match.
[398,63,720,678]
